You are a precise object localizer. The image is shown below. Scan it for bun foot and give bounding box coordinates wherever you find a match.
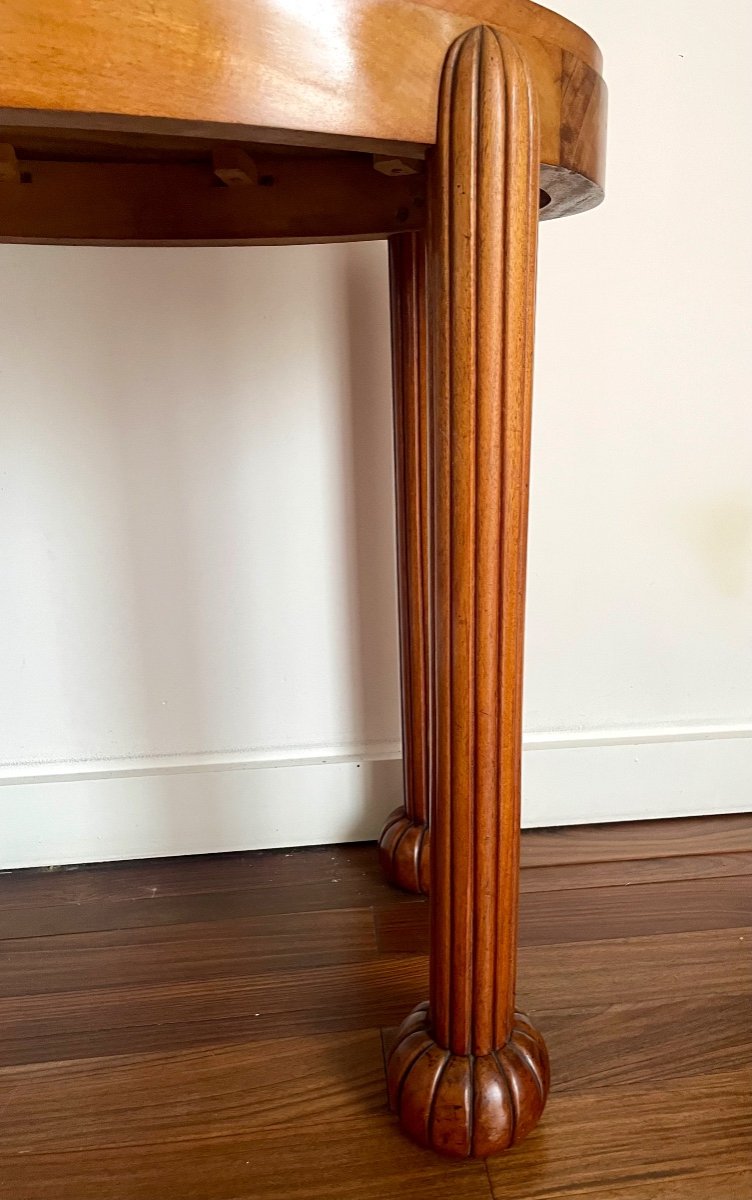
[378,807,430,894]
[387,1003,549,1158]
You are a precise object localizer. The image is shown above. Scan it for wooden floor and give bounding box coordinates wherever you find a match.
[1,816,750,1199]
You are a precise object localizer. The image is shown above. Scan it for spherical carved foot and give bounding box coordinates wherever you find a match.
[387,1002,549,1158]
[378,807,430,894]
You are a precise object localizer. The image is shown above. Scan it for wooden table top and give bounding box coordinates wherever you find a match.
[0,0,606,243]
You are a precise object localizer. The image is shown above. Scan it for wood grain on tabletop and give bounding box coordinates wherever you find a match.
[0,0,604,186]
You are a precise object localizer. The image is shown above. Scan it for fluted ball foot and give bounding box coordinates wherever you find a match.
[387,1002,549,1158]
[378,807,430,894]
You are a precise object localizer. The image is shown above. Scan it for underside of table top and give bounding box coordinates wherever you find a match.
[0,0,606,245]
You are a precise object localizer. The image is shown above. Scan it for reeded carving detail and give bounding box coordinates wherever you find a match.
[387,1003,549,1158]
[378,806,430,894]
[378,230,432,896]
[388,24,546,1159]
[428,20,540,1056]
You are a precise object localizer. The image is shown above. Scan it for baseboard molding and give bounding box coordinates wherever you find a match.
[2,723,750,869]
[1,760,405,870]
[3,721,750,786]
[0,741,402,786]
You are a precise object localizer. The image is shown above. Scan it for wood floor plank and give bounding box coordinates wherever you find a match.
[1,821,750,1198]
[0,906,377,997]
[0,954,429,1067]
[517,926,751,1011]
[521,872,752,943]
[1,926,747,1069]
[4,814,749,920]
[10,1038,744,1200]
[520,814,752,867]
[0,844,407,913]
[486,1068,752,1198]
[385,992,752,1097]
[520,850,752,893]
[0,1028,386,1153]
[5,848,749,944]
[0,879,393,941]
[0,1126,493,1200]
[538,993,752,1093]
[0,1029,492,1200]
[563,1171,752,1199]
[375,874,752,953]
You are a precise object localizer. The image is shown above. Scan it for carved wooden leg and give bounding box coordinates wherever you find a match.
[378,231,431,894]
[386,27,549,1157]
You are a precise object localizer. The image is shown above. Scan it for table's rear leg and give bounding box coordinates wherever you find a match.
[378,232,432,895]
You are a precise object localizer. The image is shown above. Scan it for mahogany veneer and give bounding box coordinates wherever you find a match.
[0,0,606,1160]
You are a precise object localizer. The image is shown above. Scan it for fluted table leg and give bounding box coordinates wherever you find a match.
[379,231,432,895]
[387,25,549,1157]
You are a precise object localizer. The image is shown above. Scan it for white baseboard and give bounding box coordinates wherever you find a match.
[1,725,750,869]
[0,758,404,871]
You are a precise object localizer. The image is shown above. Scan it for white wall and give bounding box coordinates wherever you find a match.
[2,0,752,868]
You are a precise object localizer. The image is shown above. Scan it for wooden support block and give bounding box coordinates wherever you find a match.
[212,148,258,186]
[373,154,420,177]
[0,144,20,184]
